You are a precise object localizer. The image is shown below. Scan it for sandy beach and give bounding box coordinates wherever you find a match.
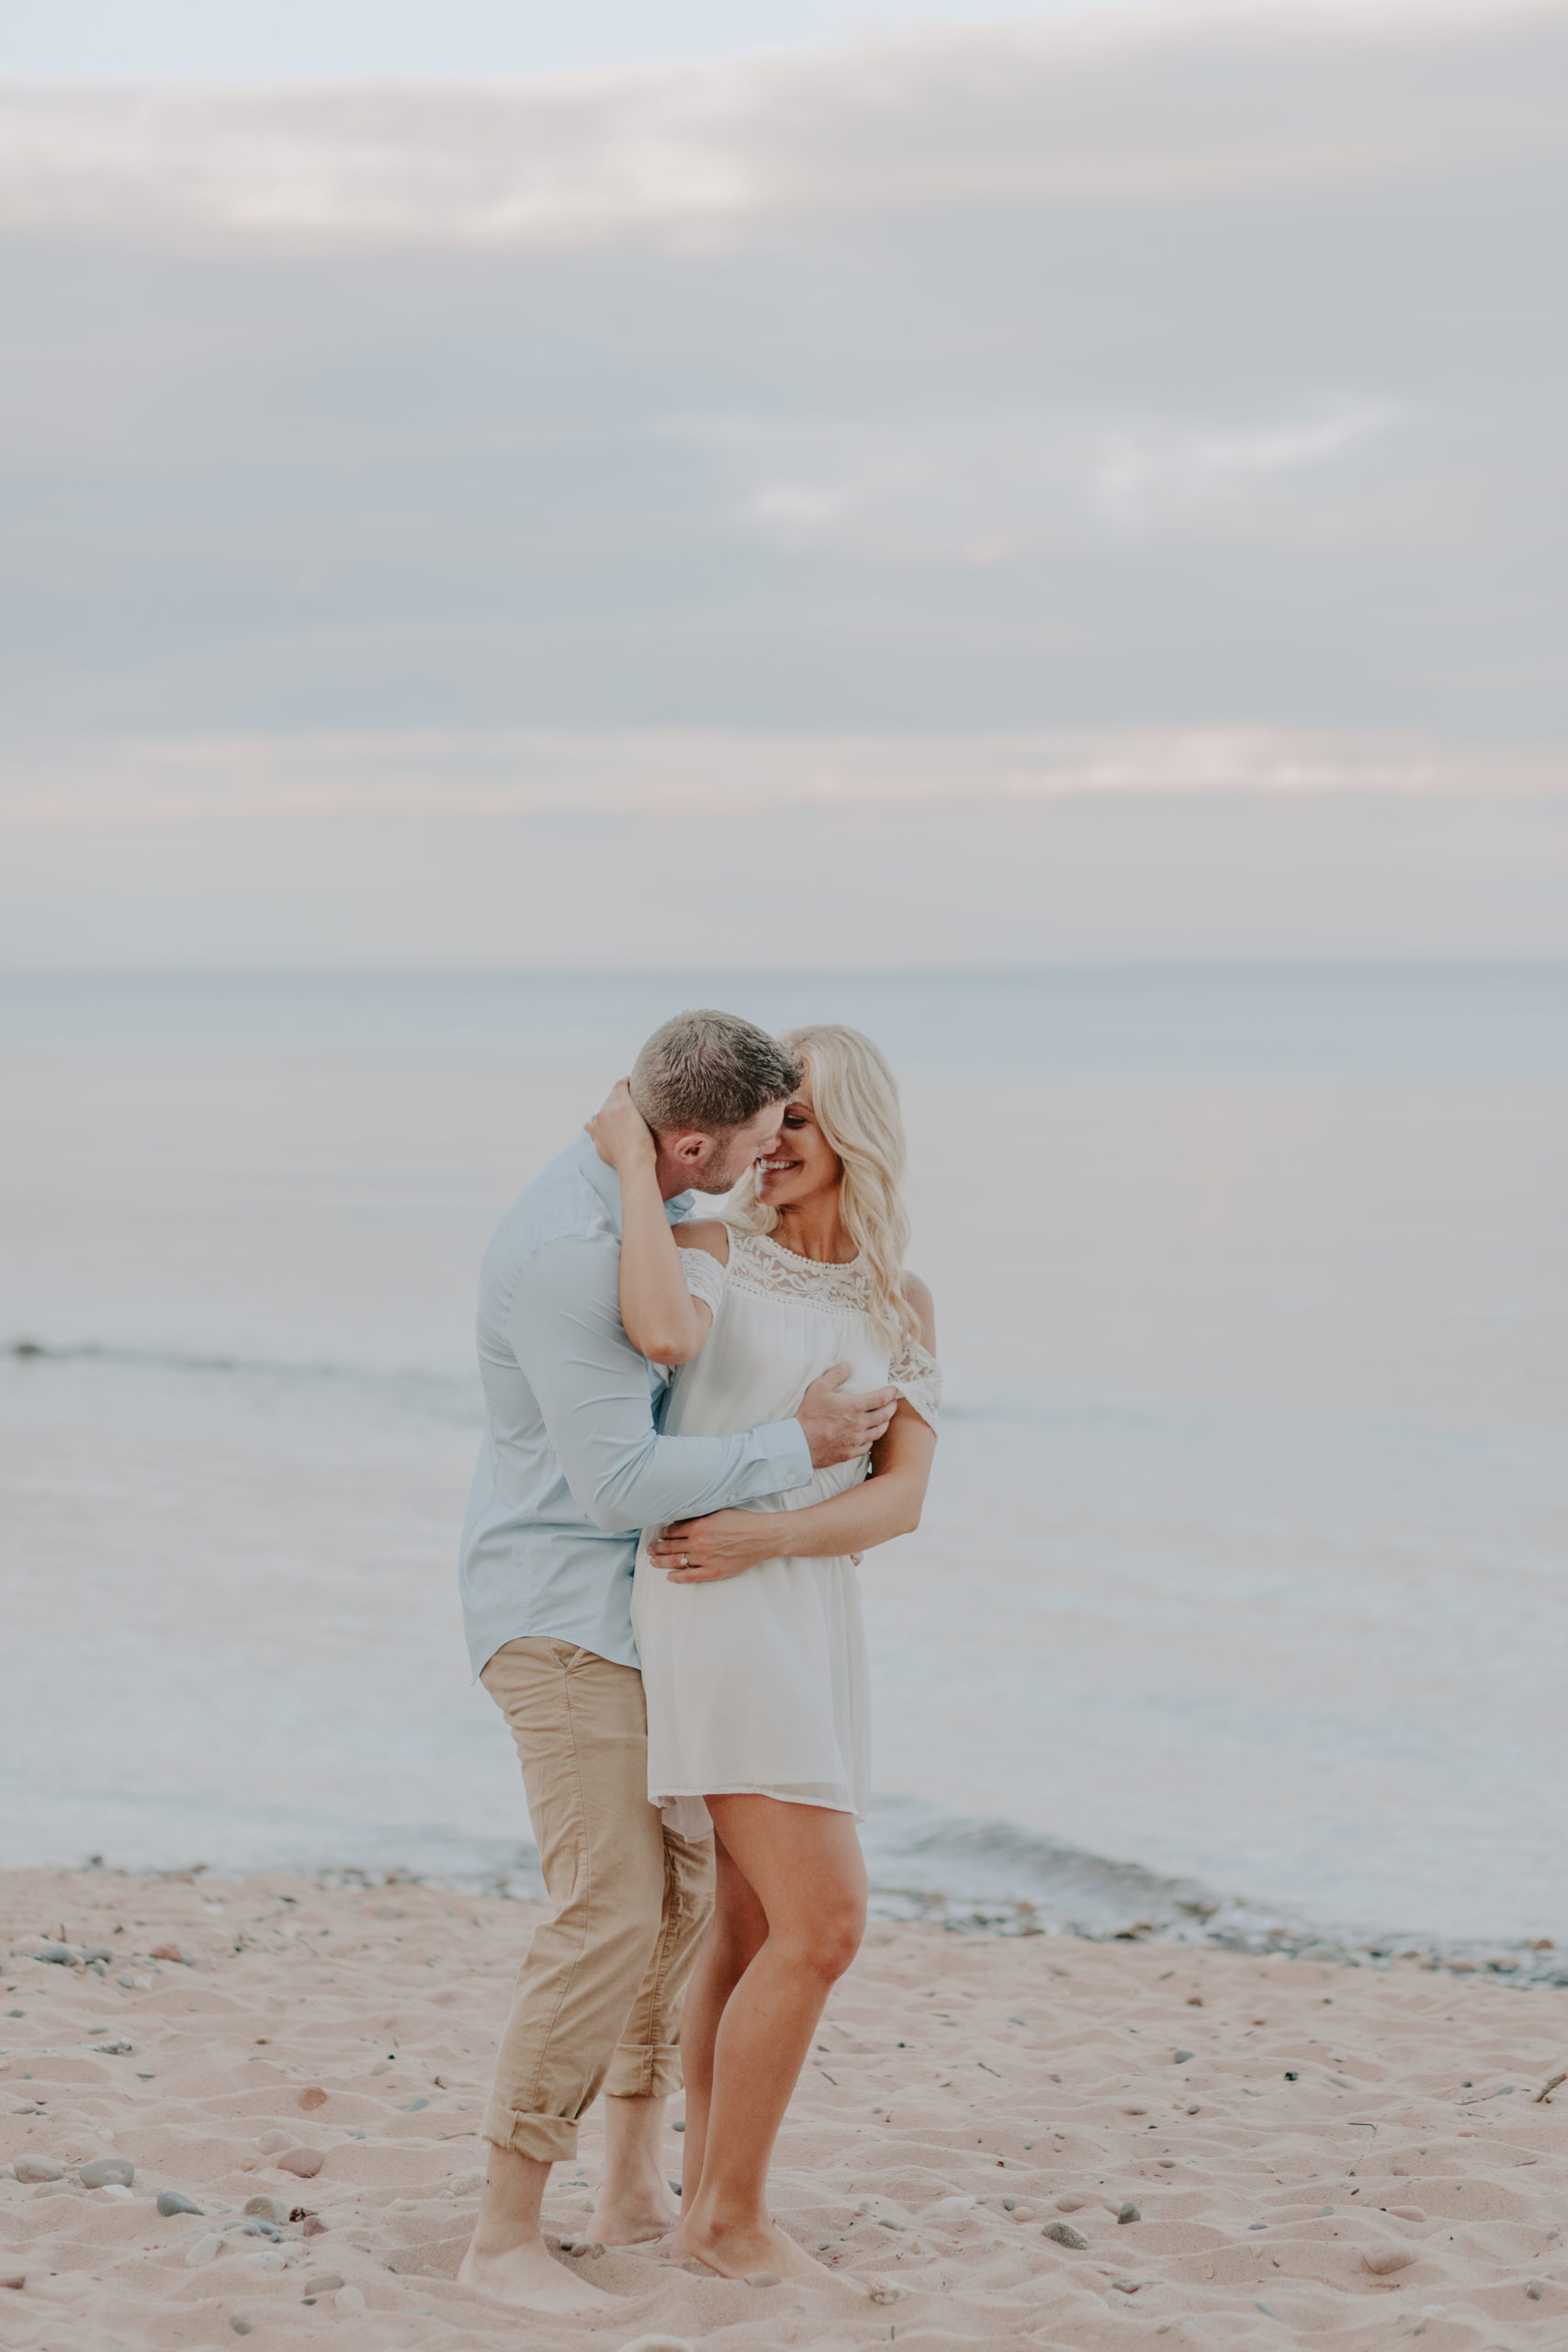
[3,1871,1565,2350]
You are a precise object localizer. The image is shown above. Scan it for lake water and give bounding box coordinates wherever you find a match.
[3,968,1565,1966]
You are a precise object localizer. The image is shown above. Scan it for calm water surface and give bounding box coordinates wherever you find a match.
[3,969,1565,1951]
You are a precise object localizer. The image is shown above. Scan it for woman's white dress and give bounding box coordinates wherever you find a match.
[632,1227,940,1837]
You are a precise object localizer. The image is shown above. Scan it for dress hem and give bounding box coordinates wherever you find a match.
[652,1784,863,1819]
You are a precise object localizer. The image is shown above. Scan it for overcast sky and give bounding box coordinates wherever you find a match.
[2,1,1563,967]
[0,0,1356,79]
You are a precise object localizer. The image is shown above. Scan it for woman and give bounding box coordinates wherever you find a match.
[588,1023,939,2285]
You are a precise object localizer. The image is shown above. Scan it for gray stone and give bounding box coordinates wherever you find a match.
[157,2191,204,2217]
[1172,2050,1194,2064]
[14,2155,65,2184]
[671,2118,685,2132]
[1043,2222,1089,2249]
[231,2318,253,2335]
[744,2271,780,2289]
[28,1945,78,1966]
[396,2097,430,2111]
[185,2233,223,2267]
[80,2157,134,2188]
[1117,2203,1141,2224]
[301,2274,345,2298]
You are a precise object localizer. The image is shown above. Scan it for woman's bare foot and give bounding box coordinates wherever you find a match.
[586,2182,681,2246]
[457,2235,617,2314]
[671,2210,859,2289]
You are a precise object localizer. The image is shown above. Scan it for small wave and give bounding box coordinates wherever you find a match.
[855,1795,1568,1985]
[7,1335,481,1418]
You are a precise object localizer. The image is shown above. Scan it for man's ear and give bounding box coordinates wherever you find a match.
[666,1130,711,1168]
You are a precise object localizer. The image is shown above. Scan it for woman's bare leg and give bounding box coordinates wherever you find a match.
[671,1796,866,2282]
[675,1834,768,2219]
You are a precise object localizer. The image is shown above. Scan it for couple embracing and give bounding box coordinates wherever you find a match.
[456,1010,940,2312]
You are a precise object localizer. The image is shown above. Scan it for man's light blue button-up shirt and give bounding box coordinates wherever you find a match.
[459,1133,814,1677]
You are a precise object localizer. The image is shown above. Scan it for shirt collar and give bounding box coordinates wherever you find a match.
[572,1130,694,1232]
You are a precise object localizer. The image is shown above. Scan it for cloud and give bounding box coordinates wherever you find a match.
[707,401,1401,566]
[4,724,1560,836]
[1,6,1562,250]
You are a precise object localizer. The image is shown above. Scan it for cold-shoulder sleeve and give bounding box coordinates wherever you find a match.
[676,1242,726,1319]
[889,1333,941,1432]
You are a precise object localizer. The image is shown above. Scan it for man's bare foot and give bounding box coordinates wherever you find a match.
[671,2211,860,2289]
[457,2234,617,2313]
[586,2184,681,2246]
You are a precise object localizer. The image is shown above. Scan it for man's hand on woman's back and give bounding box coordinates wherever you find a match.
[796,1364,898,1467]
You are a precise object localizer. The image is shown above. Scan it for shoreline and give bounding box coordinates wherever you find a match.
[17,1830,1568,1994]
[4,1865,1566,2349]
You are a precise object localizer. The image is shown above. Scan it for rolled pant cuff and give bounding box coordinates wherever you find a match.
[604,2040,683,2103]
[481,2100,579,2165]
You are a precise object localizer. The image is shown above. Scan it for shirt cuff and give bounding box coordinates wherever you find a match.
[758,1416,814,1490]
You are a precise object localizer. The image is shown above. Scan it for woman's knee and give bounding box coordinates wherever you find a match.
[777,1894,863,1984]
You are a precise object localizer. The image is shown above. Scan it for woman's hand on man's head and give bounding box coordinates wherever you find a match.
[586,1078,658,1172]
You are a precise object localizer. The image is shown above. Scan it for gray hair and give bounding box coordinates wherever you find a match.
[630,1010,802,1137]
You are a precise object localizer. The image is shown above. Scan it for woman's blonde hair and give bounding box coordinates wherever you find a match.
[727,1023,921,1351]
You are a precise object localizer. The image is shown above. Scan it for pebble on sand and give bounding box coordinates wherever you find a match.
[230,2317,253,2336]
[298,2086,328,2110]
[1172,2050,1195,2064]
[1363,2245,1416,2276]
[13,2155,66,2184]
[744,2271,780,2288]
[79,2157,134,2188]
[301,2274,345,2299]
[185,2233,223,2267]
[2,2274,26,2291]
[27,1944,77,1966]
[243,2197,290,2225]
[275,2147,324,2178]
[150,1944,186,1963]
[1117,2203,1142,2223]
[1043,2222,1089,2249]
[335,2284,367,2312]
[156,2190,202,2217]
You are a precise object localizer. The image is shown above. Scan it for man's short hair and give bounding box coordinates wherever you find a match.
[630,1010,802,1136]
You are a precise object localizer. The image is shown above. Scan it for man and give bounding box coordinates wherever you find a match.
[456,1008,898,2314]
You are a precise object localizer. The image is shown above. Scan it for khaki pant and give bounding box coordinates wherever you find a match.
[479,1636,715,2165]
